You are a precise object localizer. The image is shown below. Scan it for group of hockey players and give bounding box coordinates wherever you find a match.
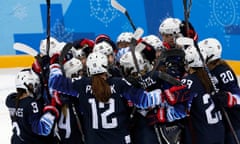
[5,16,240,144]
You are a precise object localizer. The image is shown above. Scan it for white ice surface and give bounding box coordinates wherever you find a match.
[0,68,24,144]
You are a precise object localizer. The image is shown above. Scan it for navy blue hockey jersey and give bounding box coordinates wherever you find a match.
[5,93,55,144]
[57,99,85,144]
[181,73,225,144]
[72,77,139,144]
[210,63,240,143]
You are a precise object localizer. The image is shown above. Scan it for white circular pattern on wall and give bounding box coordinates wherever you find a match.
[207,0,240,27]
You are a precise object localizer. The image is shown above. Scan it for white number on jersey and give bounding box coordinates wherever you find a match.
[203,93,222,124]
[58,107,71,138]
[220,70,234,84]
[31,102,39,113]
[89,98,118,129]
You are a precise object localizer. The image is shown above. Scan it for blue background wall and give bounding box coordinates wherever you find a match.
[1,0,239,60]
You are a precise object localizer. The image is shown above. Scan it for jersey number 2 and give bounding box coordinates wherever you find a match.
[203,94,222,124]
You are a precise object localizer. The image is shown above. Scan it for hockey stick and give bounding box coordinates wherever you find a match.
[46,0,51,56]
[13,42,38,56]
[111,0,136,30]
[127,27,144,119]
[129,27,144,75]
[183,0,191,38]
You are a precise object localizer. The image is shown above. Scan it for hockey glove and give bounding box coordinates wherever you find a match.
[43,105,59,119]
[146,107,166,125]
[50,53,60,64]
[164,85,186,105]
[212,91,237,108]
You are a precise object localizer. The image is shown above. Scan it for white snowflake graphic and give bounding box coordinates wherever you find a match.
[51,19,74,42]
[207,0,240,27]
[12,3,28,20]
[89,0,120,27]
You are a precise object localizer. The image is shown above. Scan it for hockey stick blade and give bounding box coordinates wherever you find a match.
[111,0,136,30]
[176,37,194,46]
[133,27,144,40]
[111,0,126,14]
[13,42,38,56]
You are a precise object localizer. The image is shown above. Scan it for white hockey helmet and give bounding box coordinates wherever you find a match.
[184,45,205,68]
[93,41,113,56]
[116,32,134,43]
[64,57,83,78]
[39,37,60,57]
[15,69,40,92]
[159,18,182,35]
[142,35,163,50]
[52,42,68,57]
[74,48,86,58]
[119,51,146,74]
[198,38,222,63]
[86,52,108,76]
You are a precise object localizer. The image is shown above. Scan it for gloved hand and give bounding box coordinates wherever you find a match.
[32,59,42,75]
[125,76,142,88]
[146,107,166,125]
[212,91,236,108]
[50,53,60,64]
[163,84,186,105]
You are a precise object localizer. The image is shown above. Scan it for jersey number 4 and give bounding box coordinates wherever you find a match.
[89,98,118,129]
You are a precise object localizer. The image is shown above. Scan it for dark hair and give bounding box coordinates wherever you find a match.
[92,75,111,103]
[194,68,214,93]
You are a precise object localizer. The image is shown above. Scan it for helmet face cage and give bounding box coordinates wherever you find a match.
[143,35,163,50]
[159,18,182,35]
[93,41,113,56]
[64,57,83,78]
[198,38,222,63]
[119,51,146,76]
[117,32,134,43]
[184,45,204,69]
[86,52,108,76]
[15,69,40,94]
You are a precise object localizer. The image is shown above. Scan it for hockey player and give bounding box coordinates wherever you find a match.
[53,57,85,144]
[120,50,186,144]
[32,37,63,104]
[115,32,133,64]
[116,32,134,49]
[48,51,165,144]
[142,34,163,60]
[199,38,240,144]
[164,45,226,144]
[93,40,122,77]
[5,68,58,144]
[159,17,183,49]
